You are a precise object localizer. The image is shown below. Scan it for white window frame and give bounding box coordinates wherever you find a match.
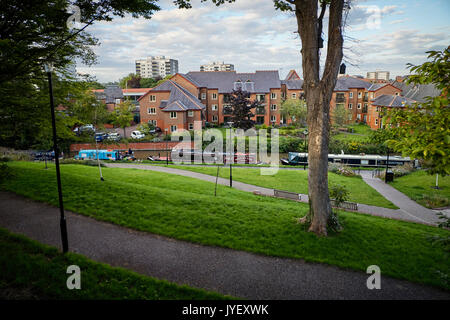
[148,120,157,126]
[212,93,218,100]
[357,103,361,109]
[115,98,121,104]
[375,118,378,125]
[349,92,353,99]
[188,110,194,117]
[148,107,156,115]
[212,115,218,122]
[188,123,194,130]
[150,95,156,102]
[270,115,276,122]
[271,93,277,99]
[212,104,218,111]
[348,103,353,109]
[358,92,362,99]
[291,93,297,99]
[357,114,361,120]
[201,93,206,100]
[271,104,277,111]
[170,125,177,132]
[170,112,177,119]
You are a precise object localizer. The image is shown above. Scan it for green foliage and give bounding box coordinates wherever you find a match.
[331,103,349,128]
[112,101,135,135]
[328,183,349,232]
[280,98,307,128]
[0,0,161,151]
[119,73,141,89]
[387,47,450,177]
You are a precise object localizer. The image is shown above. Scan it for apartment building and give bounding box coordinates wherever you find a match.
[139,80,205,133]
[135,56,179,79]
[367,71,390,81]
[200,61,234,72]
[137,68,422,132]
[367,95,416,130]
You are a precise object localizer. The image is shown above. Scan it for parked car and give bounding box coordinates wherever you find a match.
[149,127,162,134]
[74,124,96,135]
[130,130,145,139]
[94,132,107,142]
[32,150,62,161]
[106,132,121,141]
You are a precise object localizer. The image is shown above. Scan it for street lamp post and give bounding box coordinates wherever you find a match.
[165,128,169,165]
[303,129,308,170]
[44,63,68,253]
[227,122,233,187]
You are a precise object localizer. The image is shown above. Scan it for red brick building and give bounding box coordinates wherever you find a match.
[136,69,426,132]
[138,80,205,133]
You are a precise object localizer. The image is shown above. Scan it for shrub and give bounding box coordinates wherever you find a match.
[328,162,356,177]
[0,162,14,183]
[327,184,349,232]
[420,194,449,208]
[391,163,415,177]
[0,147,32,161]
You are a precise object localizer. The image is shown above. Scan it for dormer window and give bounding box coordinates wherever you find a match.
[234,80,242,91]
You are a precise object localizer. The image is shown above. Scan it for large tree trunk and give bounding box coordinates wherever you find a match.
[295,0,344,236]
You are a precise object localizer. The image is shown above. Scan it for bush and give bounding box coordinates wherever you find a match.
[328,162,356,177]
[420,194,449,208]
[0,162,14,183]
[391,163,415,177]
[328,184,349,232]
[0,147,32,161]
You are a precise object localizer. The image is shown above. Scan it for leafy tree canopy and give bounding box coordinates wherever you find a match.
[387,47,450,176]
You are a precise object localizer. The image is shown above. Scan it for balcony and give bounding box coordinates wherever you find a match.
[223,107,232,115]
[335,95,346,103]
[255,107,266,115]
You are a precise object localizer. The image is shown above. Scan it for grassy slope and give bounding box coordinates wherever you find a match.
[333,124,372,142]
[165,165,397,209]
[1,161,449,290]
[390,171,450,208]
[0,228,228,300]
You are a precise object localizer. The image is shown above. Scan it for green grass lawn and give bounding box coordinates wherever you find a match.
[1,161,449,290]
[0,228,228,300]
[165,164,397,208]
[332,124,372,142]
[390,171,450,209]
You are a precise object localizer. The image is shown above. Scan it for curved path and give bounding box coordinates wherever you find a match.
[106,163,442,226]
[0,191,448,300]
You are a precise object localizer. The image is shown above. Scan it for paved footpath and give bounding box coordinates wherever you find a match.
[106,163,442,226]
[0,191,448,299]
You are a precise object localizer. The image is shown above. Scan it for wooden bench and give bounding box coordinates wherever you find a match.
[274,189,301,201]
[330,200,358,211]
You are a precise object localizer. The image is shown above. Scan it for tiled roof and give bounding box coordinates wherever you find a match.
[391,81,441,103]
[184,70,281,93]
[104,85,123,104]
[334,76,372,91]
[140,80,205,112]
[371,94,416,107]
[281,79,303,90]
